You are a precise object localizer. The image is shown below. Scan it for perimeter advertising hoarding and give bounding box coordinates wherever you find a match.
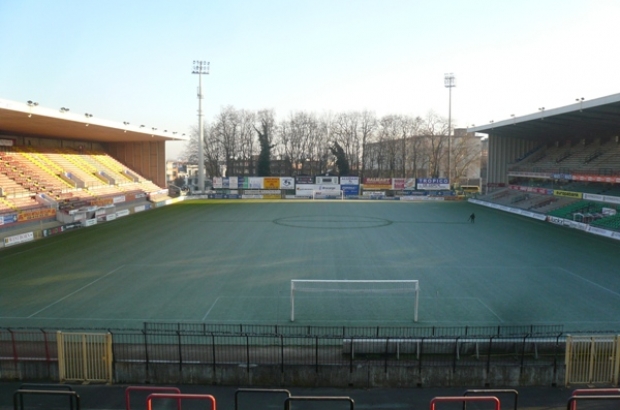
[263,177,280,189]
[248,177,263,189]
[392,178,419,190]
[363,178,392,190]
[402,179,416,190]
[554,189,583,199]
[0,213,17,225]
[238,177,248,189]
[341,185,359,196]
[213,177,223,189]
[4,231,34,247]
[295,176,314,184]
[316,176,339,185]
[296,184,314,197]
[318,184,340,191]
[214,177,243,189]
[217,177,231,189]
[573,174,620,183]
[584,193,620,205]
[416,178,450,190]
[17,208,56,222]
[510,185,552,195]
[280,177,295,190]
[340,176,359,185]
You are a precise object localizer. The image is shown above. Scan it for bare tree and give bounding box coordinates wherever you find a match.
[331,112,360,175]
[238,109,257,175]
[181,106,478,183]
[181,127,199,164]
[451,130,482,185]
[255,109,276,176]
[182,124,222,178]
[277,111,316,176]
[420,111,449,178]
[204,124,224,177]
[213,106,245,176]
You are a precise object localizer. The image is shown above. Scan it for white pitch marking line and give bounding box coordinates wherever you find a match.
[475,298,504,322]
[28,265,126,318]
[558,267,620,299]
[202,297,221,321]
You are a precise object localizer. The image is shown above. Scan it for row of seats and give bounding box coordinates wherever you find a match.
[1,145,167,216]
[480,187,620,230]
[510,138,620,174]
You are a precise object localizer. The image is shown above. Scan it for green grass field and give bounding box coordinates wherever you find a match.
[1,200,620,331]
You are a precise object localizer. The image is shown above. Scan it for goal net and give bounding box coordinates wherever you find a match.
[312,190,344,200]
[290,279,419,322]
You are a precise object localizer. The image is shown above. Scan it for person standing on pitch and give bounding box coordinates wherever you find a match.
[468,213,475,223]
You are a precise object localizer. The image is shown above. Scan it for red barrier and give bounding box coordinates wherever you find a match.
[147,393,216,410]
[570,389,620,410]
[124,386,181,410]
[430,396,501,410]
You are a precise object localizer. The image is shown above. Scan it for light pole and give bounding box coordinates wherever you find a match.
[192,60,209,193]
[444,73,455,187]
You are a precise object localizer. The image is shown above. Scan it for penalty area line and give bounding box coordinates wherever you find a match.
[27,265,126,318]
[202,297,221,321]
[558,267,620,299]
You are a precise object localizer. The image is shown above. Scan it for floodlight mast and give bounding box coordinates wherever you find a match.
[444,73,455,188]
[192,60,209,194]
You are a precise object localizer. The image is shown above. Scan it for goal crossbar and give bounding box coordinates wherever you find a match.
[290,279,419,322]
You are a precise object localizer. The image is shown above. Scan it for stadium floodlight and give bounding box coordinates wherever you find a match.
[444,73,455,188]
[576,97,584,112]
[27,100,38,117]
[192,60,210,194]
[290,279,420,322]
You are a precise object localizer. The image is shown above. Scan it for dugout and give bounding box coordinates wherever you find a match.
[468,93,620,191]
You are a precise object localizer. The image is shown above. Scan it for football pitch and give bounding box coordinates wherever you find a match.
[1,200,620,332]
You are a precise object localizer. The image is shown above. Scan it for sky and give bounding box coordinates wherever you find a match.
[1,0,620,160]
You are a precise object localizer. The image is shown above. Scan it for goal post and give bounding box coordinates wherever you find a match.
[290,279,419,322]
[312,190,344,200]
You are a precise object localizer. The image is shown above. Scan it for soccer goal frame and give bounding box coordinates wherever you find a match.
[290,279,419,322]
[312,190,345,200]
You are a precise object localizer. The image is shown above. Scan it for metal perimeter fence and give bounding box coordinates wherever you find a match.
[2,322,617,385]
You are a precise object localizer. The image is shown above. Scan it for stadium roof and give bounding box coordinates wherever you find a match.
[467,93,620,142]
[0,98,188,144]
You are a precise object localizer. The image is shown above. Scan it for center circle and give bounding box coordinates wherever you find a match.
[273,215,392,229]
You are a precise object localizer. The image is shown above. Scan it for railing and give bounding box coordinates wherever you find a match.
[0,325,566,376]
[12,324,620,388]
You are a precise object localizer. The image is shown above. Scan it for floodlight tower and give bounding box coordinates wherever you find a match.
[444,73,455,187]
[192,60,209,193]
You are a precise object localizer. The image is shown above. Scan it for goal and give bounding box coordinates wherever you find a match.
[312,190,344,200]
[290,279,419,322]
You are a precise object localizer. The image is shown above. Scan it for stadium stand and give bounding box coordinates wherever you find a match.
[473,93,620,234]
[1,141,171,235]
